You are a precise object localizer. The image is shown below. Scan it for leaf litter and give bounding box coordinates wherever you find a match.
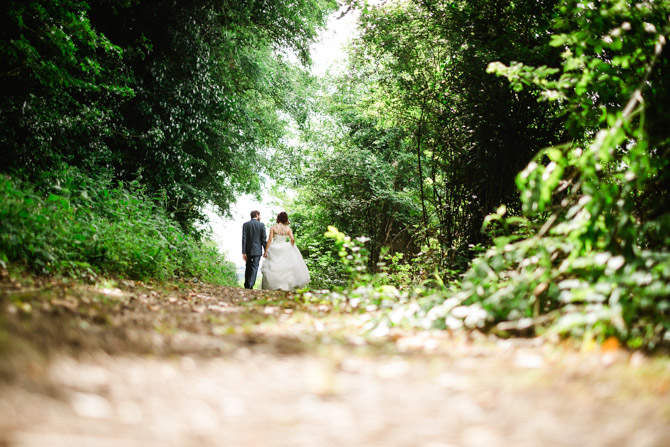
[0,275,669,447]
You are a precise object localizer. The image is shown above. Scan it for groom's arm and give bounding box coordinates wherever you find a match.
[261,225,267,252]
[242,224,247,260]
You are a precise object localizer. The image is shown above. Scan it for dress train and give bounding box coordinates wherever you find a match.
[261,236,310,291]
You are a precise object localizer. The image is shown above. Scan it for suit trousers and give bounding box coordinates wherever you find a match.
[244,255,261,289]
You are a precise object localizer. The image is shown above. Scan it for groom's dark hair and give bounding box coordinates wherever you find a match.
[250,210,260,219]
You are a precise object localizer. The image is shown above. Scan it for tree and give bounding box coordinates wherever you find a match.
[296,0,564,281]
[0,0,132,175]
[0,0,337,228]
[418,0,670,348]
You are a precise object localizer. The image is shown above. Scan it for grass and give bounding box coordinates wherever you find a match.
[0,167,238,285]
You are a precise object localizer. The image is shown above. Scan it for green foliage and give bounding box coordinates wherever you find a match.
[319,226,412,318]
[293,123,422,270]
[0,168,237,284]
[347,0,564,252]
[1,0,337,228]
[307,0,670,350]
[324,226,372,284]
[398,0,670,349]
[283,77,424,284]
[382,237,466,289]
[293,0,565,286]
[0,0,132,174]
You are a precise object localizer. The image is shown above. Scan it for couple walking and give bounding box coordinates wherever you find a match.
[242,210,310,291]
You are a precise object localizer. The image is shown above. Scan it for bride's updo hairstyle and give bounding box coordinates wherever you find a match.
[276,211,289,225]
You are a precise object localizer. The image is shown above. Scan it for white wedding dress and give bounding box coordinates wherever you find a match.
[261,224,310,291]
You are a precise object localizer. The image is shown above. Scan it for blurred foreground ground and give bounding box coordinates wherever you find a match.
[1,277,669,447]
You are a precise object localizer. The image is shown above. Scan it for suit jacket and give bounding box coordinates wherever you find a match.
[242,218,267,256]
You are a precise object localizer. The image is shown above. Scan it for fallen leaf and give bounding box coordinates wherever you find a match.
[601,336,620,353]
[52,298,79,310]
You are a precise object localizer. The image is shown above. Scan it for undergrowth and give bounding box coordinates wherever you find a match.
[0,167,237,285]
[315,0,670,351]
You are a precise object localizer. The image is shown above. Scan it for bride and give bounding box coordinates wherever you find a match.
[261,211,310,291]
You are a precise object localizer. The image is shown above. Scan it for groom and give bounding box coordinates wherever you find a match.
[242,210,267,289]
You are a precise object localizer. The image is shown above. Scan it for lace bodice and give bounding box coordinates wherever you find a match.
[271,223,291,236]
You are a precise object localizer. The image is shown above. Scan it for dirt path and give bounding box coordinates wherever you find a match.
[1,278,669,446]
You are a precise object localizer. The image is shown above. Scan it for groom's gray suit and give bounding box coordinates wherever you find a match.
[242,214,267,289]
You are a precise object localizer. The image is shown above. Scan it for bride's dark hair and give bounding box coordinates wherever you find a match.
[276,211,289,224]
